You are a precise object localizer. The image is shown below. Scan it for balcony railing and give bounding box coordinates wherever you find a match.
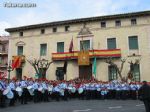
[52,49,121,60]
[0,64,7,68]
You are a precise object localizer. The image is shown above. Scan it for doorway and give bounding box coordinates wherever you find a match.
[16,68,22,80]
[79,64,92,79]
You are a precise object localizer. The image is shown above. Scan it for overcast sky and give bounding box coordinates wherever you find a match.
[0,0,150,36]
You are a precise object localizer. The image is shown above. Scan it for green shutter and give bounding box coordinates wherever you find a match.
[133,64,140,81]
[57,42,64,53]
[107,38,116,49]
[80,40,90,50]
[17,46,23,55]
[108,66,117,81]
[40,44,47,56]
[129,36,138,49]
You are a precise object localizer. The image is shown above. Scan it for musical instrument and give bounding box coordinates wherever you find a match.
[97,88,101,91]
[78,88,83,94]
[3,88,14,99]
[71,87,76,93]
[59,89,64,96]
[38,87,45,93]
[16,87,23,97]
[48,86,53,92]
[3,88,10,95]
[27,86,34,96]
[6,90,14,99]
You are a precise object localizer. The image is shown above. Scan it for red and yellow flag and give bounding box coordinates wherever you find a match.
[12,57,21,70]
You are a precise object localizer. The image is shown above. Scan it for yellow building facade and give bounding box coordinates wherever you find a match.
[6,10,150,81]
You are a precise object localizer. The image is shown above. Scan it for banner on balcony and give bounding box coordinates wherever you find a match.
[78,51,89,65]
[12,56,21,70]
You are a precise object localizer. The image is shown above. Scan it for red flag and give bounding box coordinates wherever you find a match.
[12,57,21,70]
[69,38,73,52]
[63,60,68,74]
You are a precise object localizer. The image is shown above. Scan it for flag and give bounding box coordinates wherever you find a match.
[12,57,21,70]
[69,38,73,52]
[63,60,68,74]
[92,57,97,78]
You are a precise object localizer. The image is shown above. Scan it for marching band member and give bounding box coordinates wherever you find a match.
[53,82,60,101]
[20,76,28,104]
[0,76,147,108]
[9,78,17,106]
[32,79,39,103]
[0,77,7,108]
[42,79,49,102]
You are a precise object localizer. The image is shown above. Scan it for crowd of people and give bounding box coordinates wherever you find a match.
[0,76,149,109]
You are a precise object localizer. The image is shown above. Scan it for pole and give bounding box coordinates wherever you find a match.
[7,61,12,83]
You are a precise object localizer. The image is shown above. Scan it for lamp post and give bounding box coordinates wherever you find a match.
[7,61,12,83]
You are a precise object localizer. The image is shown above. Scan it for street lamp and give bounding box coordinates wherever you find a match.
[7,61,12,83]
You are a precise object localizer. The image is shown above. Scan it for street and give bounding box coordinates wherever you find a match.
[0,100,145,112]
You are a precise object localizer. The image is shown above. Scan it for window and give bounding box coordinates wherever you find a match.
[108,65,117,81]
[40,44,47,56]
[115,20,121,27]
[128,36,138,50]
[131,18,137,25]
[107,38,116,49]
[101,21,106,28]
[19,32,23,36]
[41,29,45,34]
[53,27,57,33]
[80,40,90,50]
[57,42,64,53]
[17,46,23,55]
[65,26,70,32]
[132,64,140,82]
[56,67,64,80]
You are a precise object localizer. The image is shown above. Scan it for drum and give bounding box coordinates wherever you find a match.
[38,87,44,93]
[97,88,101,91]
[27,86,34,96]
[16,87,23,97]
[71,87,76,93]
[78,88,83,94]
[48,86,53,92]
[6,90,14,99]
[68,87,72,90]
[3,88,10,95]
[59,89,64,96]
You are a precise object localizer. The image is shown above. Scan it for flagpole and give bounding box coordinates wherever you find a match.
[72,36,74,57]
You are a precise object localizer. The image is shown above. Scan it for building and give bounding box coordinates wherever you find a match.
[0,36,9,75]
[5,10,150,81]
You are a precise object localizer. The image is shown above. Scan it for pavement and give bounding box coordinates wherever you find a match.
[0,100,145,112]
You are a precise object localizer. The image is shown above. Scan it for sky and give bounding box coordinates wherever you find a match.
[0,0,150,36]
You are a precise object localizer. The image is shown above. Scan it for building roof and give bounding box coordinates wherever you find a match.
[5,10,150,32]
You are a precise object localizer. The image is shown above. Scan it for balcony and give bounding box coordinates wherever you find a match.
[52,49,121,60]
[0,64,7,68]
[0,50,8,55]
[12,55,25,62]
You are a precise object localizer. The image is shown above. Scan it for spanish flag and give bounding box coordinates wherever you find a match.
[12,57,21,70]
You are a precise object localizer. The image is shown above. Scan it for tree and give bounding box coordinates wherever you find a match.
[105,57,126,81]
[27,58,53,78]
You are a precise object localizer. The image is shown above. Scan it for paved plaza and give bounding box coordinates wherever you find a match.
[0,100,145,112]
